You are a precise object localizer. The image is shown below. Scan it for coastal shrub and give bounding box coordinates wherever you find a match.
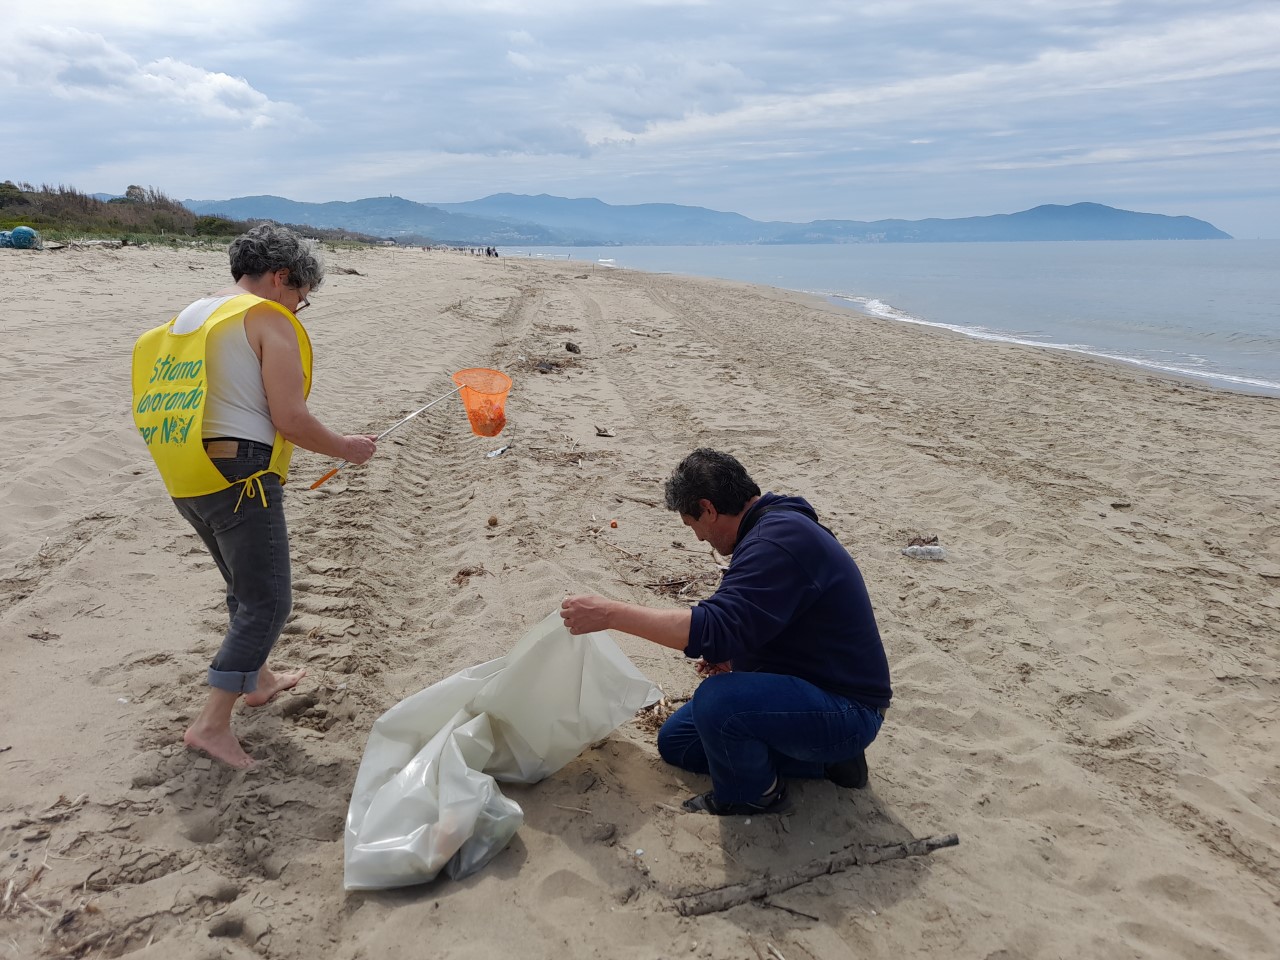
[0,180,28,205]
[0,180,385,246]
[194,215,243,237]
[0,182,198,236]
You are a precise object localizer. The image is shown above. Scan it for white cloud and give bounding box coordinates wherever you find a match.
[5,27,296,127]
[611,9,1280,145]
[980,127,1280,171]
[3,1,271,35]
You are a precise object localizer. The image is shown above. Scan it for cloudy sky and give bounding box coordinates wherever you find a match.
[5,1,1278,237]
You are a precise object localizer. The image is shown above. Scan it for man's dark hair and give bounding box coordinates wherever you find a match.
[663,448,761,519]
[228,223,325,289]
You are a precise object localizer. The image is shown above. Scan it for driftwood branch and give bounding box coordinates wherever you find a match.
[671,833,959,917]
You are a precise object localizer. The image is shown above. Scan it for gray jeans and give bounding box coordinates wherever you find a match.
[172,441,291,694]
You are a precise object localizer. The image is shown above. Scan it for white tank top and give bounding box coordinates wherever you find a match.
[173,296,277,445]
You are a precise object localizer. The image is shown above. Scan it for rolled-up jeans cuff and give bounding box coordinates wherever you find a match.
[208,666,260,693]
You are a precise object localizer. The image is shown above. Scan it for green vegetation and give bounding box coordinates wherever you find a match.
[0,180,384,247]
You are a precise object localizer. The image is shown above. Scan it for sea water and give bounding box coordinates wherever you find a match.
[511,241,1280,397]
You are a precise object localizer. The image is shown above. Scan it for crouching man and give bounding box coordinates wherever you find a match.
[560,448,891,815]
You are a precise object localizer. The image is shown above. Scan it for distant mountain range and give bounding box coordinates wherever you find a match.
[174,193,1232,245]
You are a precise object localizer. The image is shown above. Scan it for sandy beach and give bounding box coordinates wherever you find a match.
[2,243,1278,960]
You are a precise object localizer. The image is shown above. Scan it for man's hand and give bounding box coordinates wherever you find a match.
[341,434,377,465]
[560,594,692,650]
[560,594,615,635]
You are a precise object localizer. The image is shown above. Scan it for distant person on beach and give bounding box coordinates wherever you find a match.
[560,448,891,815]
[131,224,377,769]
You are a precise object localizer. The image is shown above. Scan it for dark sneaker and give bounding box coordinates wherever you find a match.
[681,781,790,816]
[824,751,869,789]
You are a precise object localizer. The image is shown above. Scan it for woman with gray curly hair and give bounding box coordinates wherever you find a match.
[132,223,377,768]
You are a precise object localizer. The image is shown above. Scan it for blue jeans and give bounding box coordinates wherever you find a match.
[172,441,291,694]
[657,672,885,805]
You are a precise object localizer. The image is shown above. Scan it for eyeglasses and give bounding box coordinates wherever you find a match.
[294,294,311,313]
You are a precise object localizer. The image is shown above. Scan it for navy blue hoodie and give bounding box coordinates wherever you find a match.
[685,492,892,709]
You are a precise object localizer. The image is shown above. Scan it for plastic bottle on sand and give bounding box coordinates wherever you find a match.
[901,545,947,560]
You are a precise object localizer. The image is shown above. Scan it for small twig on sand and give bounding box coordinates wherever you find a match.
[1,841,51,918]
[602,540,644,560]
[767,944,787,960]
[672,833,959,916]
[762,899,819,922]
[643,576,703,589]
[20,893,55,918]
[614,494,659,508]
[60,930,113,957]
[553,804,592,815]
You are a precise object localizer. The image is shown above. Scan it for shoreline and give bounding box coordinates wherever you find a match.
[821,295,1280,400]
[507,242,1280,400]
[2,245,1277,960]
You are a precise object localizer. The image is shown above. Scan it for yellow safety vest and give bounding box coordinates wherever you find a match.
[131,293,313,503]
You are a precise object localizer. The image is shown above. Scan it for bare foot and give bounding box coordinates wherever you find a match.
[184,724,255,769]
[243,667,307,708]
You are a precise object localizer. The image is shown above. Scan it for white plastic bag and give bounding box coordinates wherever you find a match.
[343,610,661,890]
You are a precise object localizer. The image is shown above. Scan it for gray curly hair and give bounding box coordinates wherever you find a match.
[228,223,325,290]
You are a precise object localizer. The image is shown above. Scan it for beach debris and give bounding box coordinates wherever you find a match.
[1110,501,1132,510]
[451,564,490,586]
[644,571,722,599]
[671,833,959,916]
[565,341,581,354]
[487,515,499,527]
[634,695,686,733]
[485,445,510,458]
[614,493,658,508]
[0,225,41,249]
[514,354,581,376]
[902,534,946,560]
[332,266,364,275]
[902,545,947,560]
[595,425,616,437]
